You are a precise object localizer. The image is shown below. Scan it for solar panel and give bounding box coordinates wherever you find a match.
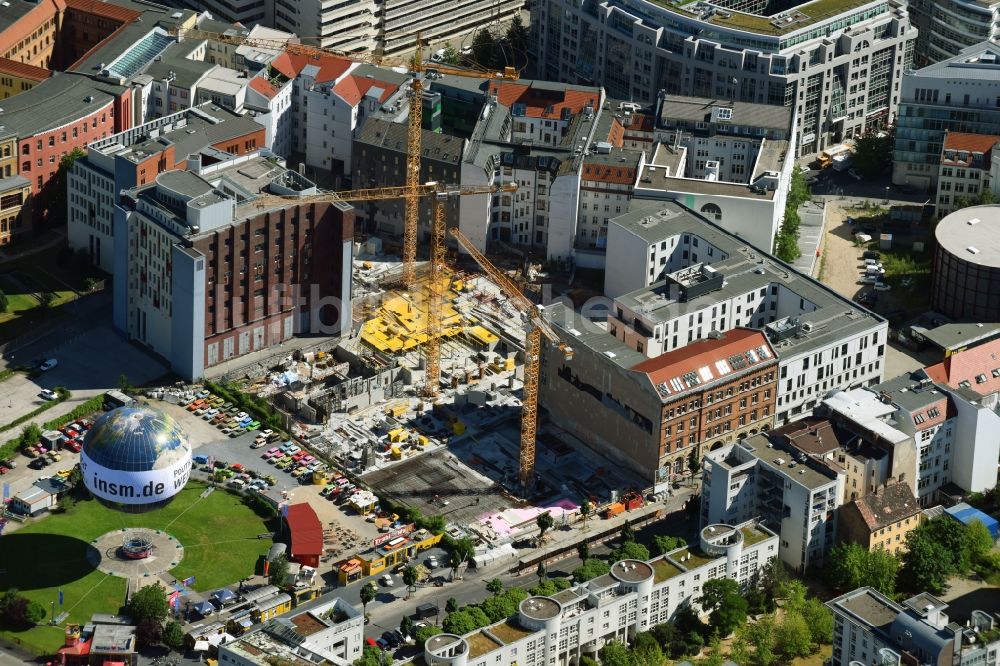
[757,346,771,360]
[746,349,759,364]
[729,354,747,370]
[682,371,701,387]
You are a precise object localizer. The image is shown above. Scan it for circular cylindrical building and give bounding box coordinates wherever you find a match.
[700,524,744,577]
[931,206,1000,321]
[424,633,469,666]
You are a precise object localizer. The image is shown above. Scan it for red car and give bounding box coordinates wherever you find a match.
[65,440,82,453]
[0,466,9,474]
[230,463,245,472]
[61,428,80,439]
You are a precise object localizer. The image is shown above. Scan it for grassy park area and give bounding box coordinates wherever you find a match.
[0,481,274,654]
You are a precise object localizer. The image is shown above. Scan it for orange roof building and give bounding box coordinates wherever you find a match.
[284,503,323,568]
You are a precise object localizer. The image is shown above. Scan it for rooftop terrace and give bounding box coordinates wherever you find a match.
[659,0,885,37]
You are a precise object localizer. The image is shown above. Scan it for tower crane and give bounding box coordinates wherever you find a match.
[247,181,517,397]
[171,28,519,287]
[448,228,573,491]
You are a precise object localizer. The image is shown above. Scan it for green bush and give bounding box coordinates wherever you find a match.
[205,380,284,432]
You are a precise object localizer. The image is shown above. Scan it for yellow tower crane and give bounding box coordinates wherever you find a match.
[171,28,518,287]
[448,228,573,490]
[247,182,516,397]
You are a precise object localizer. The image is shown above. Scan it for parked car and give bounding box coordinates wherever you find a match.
[380,574,394,587]
[250,440,265,449]
[65,440,82,453]
[39,389,58,401]
[39,358,57,371]
[0,458,17,469]
[863,251,881,260]
[426,555,439,568]
[874,281,891,291]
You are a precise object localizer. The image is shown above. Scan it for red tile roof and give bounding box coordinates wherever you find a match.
[284,503,323,559]
[64,0,142,22]
[581,163,637,185]
[851,482,920,531]
[271,51,352,84]
[333,74,399,106]
[942,131,999,154]
[0,58,51,82]
[248,76,279,100]
[624,113,655,133]
[924,337,1000,398]
[632,328,775,391]
[488,81,600,119]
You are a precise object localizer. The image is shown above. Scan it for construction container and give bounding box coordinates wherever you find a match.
[388,428,408,443]
[604,502,625,518]
[504,357,515,372]
[312,470,329,485]
[390,445,402,460]
[622,491,644,511]
[417,435,429,447]
[386,402,407,419]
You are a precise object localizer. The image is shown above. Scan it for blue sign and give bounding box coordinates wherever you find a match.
[58,590,64,606]
[183,575,196,586]
[2,483,8,501]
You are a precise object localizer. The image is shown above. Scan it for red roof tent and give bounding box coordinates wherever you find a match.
[631,328,775,387]
[284,503,323,568]
[488,80,601,120]
[924,336,1000,398]
[270,51,352,85]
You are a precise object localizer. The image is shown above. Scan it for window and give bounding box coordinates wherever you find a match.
[700,203,722,221]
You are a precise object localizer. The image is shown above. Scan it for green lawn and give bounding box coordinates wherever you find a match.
[0,482,275,654]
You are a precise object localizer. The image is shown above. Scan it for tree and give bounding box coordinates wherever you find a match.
[851,128,893,179]
[924,516,974,574]
[798,597,834,645]
[620,519,636,544]
[443,608,488,634]
[573,558,611,582]
[611,541,650,562]
[700,579,748,637]
[269,554,290,587]
[776,610,814,661]
[162,620,185,649]
[20,423,41,450]
[652,535,685,556]
[580,500,591,528]
[118,374,133,394]
[504,14,530,68]
[402,565,419,597]
[633,631,665,666]
[355,645,383,666]
[967,519,995,564]
[486,578,504,596]
[536,511,555,542]
[826,542,898,595]
[439,44,461,66]
[445,597,459,613]
[448,549,464,580]
[0,290,7,314]
[400,615,415,639]
[470,28,499,69]
[359,582,376,617]
[480,588,528,622]
[450,537,475,578]
[577,541,590,562]
[737,613,778,666]
[48,146,86,226]
[135,617,162,647]
[600,640,633,666]
[536,561,547,582]
[127,584,169,623]
[703,634,726,666]
[902,530,953,593]
[687,448,700,477]
[415,623,443,643]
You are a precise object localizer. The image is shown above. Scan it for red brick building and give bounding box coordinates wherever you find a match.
[284,503,323,569]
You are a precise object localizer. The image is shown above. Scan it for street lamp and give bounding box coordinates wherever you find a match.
[885,186,890,205]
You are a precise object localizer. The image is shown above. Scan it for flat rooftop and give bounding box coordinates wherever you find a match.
[660,0,889,38]
[919,322,1000,353]
[659,95,792,133]
[831,587,902,632]
[742,435,839,490]
[935,205,1000,269]
[0,72,124,136]
[607,201,884,358]
[872,372,949,414]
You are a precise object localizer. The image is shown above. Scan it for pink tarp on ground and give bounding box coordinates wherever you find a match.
[475,498,580,536]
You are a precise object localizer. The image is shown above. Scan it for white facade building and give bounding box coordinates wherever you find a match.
[219,596,364,665]
[535,0,915,156]
[604,203,888,422]
[425,521,777,666]
[702,435,844,573]
[828,588,1000,666]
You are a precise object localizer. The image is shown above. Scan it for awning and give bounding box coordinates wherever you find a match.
[193,640,211,652]
[194,601,216,616]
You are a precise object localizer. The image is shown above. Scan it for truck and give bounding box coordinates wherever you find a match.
[818,143,852,169]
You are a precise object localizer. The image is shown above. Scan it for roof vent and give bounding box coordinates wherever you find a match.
[84,96,94,103]
[967,246,980,254]
[967,217,980,225]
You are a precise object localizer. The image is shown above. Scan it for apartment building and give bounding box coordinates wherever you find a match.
[541,319,777,484]
[907,0,1000,66]
[0,175,31,246]
[701,435,843,573]
[894,42,1000,191]
[68,104,267,273]
[534,0,915,156]
[425,521,778,666]
[923,336,1000,410]
[838,482,921,555]
[828,588,1000,666]
[219,596,365,665]
[112,156,353,380]
[820,374,1000,505]
[934,131,998,215]
[352,117,464,236]
[599,202,887,423]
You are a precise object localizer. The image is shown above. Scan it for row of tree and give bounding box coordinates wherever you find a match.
[125,585,185,649]
[775,170,810,262]
[436,17,530,71]
[825,517,997,596]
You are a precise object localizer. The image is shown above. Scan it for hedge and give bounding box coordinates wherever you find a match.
[204,380,284,432]
[0,394,104,461]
